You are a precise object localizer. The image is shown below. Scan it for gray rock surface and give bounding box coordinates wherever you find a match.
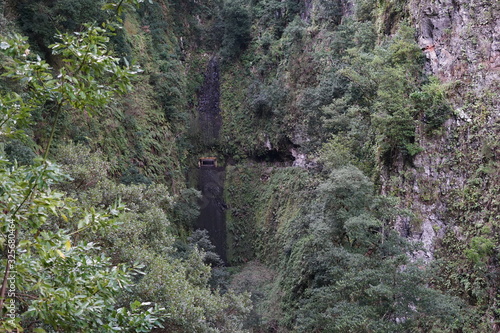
[387,0,499,259]
[412,0,500,87]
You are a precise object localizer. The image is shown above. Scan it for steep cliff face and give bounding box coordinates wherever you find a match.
[218,1,499,329]
[378,0,499,327]
[413,0,499,87]
[382,0,499,259]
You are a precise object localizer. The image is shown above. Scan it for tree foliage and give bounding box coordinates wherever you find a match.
[249,166,466,332]
[220,0,252,60]
[0,2,164,330]
[0,1,251,332]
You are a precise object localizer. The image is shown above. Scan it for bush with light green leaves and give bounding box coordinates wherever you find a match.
[0,1,166,331]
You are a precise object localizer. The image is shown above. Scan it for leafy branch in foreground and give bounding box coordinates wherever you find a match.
[0,1,168,331]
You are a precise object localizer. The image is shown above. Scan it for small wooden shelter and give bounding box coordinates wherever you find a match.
[199,157,217,168]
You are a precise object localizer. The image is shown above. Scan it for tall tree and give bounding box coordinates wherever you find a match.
[0,1,166,331]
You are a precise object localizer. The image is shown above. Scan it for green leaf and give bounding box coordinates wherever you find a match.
[33,329,47,333]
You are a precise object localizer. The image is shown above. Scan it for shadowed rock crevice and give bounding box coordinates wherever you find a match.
[196,166,227,263]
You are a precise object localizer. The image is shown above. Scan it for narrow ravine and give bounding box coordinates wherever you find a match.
[195,56,227,263]
[196,165,227,262]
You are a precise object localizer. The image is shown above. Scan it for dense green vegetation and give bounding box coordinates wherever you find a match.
[220,0,498,332]
[225,165,471,332]
[1,0,498,332]
[0,1,250,332]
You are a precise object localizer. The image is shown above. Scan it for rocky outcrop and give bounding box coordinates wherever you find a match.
[412,0,499,86]
[387,0,499,259]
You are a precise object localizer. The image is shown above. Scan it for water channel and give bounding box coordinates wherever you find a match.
[194,56,227,263]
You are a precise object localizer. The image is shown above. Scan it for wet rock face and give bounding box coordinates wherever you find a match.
[412,0,500,87]
[198,57,222,144]
[196,167,227,263]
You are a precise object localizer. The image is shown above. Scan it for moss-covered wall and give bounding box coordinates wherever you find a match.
[225,164,312,265]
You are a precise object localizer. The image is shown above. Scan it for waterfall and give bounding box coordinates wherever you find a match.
[197,57,222,146]
[195,56,227,263]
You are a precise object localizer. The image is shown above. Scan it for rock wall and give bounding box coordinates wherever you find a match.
[412,0,499,88]
[385,0,499,259]
[198,56,222,145]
